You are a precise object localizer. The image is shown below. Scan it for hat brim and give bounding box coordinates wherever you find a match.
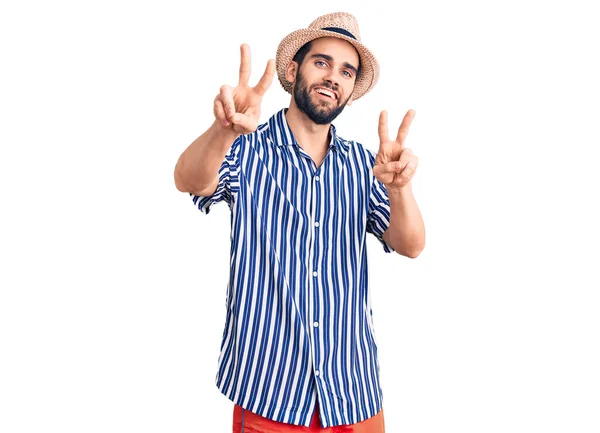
[276,29,380,101]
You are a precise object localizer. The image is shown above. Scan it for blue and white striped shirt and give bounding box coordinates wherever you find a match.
[191,108,394,428]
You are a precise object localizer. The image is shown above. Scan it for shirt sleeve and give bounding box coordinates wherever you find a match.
[189,136,242,214]
[365,148,395,253]
[367,176,395,253]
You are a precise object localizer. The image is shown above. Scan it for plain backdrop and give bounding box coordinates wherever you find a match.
[1,0,599,432]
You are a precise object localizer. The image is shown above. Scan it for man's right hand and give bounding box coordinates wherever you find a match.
[214,44,276,135]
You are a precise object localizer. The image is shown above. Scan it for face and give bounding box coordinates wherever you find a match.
[290,37,359,125]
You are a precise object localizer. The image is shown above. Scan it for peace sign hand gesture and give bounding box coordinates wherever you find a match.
[373,109,418,191]
[214,44,276,135]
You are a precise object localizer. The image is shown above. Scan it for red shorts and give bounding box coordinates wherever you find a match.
[232,401,385,433]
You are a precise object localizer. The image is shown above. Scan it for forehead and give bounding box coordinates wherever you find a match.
[308,37,360,66]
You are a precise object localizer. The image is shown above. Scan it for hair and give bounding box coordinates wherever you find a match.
[292,41,313,68]
[292,39,362,77]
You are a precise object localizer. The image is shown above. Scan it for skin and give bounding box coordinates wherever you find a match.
[376,109,425,258]
[289,38,357,125]
[174,44,274,196]
[174,38,425,258]
[283,37,358,167]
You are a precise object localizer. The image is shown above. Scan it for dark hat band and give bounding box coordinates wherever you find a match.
[321,27,357,40]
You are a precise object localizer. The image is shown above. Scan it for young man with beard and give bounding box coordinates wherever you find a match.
[174,12,425,433]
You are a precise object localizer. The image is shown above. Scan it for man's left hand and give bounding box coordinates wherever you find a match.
[373,109,418,191]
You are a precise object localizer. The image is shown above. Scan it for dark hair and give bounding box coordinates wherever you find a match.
[292,41,313,67]
[292,40,362,77]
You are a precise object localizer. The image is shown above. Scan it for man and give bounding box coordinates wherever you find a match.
[174,12,425,433]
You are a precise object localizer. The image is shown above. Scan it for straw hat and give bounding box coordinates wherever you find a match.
[276,12,380,101]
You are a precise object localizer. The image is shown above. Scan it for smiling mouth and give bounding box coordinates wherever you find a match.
[314,87,337,100]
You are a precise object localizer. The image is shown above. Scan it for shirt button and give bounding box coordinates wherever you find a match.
[313,271,318,277]
[314,222,320,227]
[315,176,320,181]
[315,370,320,377]
[313,321,319,327]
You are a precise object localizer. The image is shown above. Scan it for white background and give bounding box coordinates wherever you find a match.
[1,0,599,432]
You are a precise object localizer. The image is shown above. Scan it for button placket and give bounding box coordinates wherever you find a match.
[311,172,322,284]
[311,172,323,382]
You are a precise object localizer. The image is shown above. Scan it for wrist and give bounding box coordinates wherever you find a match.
[210,119,241,147]
[387,182,413,199]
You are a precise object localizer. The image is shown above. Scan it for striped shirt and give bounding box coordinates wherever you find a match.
[191,108,394,428]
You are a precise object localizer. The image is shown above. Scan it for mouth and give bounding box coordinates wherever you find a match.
[313,86,338,101]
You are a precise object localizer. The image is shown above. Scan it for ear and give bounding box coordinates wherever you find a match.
[347,95,354,106]
[285,61,298,84]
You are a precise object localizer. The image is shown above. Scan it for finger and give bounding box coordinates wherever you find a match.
[396,109,416,146]
[397,171,415,186]
[230,112,258,133]
[254,59,276,96]
[214,96,229,126]
[378,110,389,144]
[220,85,236,120]
[398,148,414,166]
[238,44,251,87]
[373,161,407,177]
[397,158,418,179]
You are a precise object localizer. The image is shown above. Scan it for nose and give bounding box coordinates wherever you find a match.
[322,71,339,89]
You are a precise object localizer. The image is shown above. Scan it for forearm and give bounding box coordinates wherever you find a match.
[384,183,426,258]
[174,120,239,194]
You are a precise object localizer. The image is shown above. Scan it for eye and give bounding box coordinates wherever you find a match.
[342,70,353,78]
[315,60,327,67]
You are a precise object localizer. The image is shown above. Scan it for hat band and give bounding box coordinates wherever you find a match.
[321,27,357,40]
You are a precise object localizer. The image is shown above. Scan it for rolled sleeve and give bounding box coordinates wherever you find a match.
[366,172,395,254]
[190,136,241,214]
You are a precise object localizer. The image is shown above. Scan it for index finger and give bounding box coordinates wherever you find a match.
[396,109,416,146]
[378,110,389,143]
[253,59,275,96]
[238,44,251,86]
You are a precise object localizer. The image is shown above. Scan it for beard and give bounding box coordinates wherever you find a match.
[293,71,350,125]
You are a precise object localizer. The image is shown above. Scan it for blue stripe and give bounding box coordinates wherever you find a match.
[190,108,394,427]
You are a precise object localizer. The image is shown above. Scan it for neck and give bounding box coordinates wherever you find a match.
[285,101,331,151]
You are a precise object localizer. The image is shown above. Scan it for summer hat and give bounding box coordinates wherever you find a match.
[276,12,380,101]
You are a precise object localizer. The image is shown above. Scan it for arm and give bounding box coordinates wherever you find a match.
[374,109,426,258]
[174,121,239,196]
[173,44,275,196]
[383,182,425,258]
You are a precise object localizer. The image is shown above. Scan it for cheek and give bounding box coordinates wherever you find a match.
[341,82,355,99]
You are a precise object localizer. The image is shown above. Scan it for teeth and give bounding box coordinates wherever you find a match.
[316,88,335,99]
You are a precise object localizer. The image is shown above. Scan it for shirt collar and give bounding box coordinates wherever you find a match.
[268,108,349,157]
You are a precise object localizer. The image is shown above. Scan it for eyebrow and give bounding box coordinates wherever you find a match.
[309,53,359,76]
